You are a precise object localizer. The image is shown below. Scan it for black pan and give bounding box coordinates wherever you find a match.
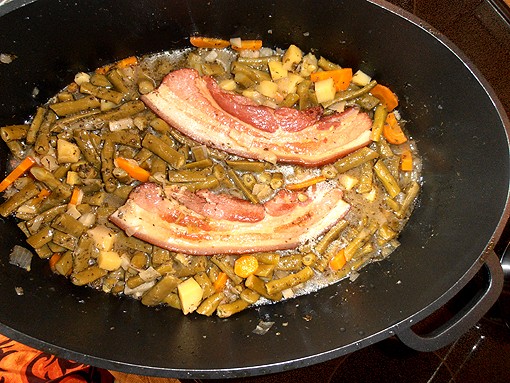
[0,0,509,379]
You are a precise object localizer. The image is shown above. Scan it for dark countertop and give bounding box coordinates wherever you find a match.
[187,1,510,382]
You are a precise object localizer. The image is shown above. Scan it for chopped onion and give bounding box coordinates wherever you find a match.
[124,280,155,297]
[9,245,33,271]
[138,266,161,282]
[252,320,275,335]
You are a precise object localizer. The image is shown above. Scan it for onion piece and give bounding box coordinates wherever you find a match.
[9,245,33,271]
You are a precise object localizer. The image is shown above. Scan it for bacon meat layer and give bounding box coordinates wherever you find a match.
[141,68,372,166]
[109,183,350,255]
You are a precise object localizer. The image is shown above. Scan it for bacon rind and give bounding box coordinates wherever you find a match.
[141,69,372,167]
[109,183,350,255]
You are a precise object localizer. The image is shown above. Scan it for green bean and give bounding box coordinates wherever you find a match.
[71,130,100,167]
[211,255,243,285]
[253,252,280,265]
[194,271,215,299]
[276,254,303,271]
[163,293,181,309]
[54,251,73,276]
[107,69,130,95]
[26,226,54,248]
[196,292,224,316]
[149,118,171,134]
[315,219,348,256]
[216,299,249,318]
[355,93,380,110]
[95,100,145,122]
[254,263,275,278]
[138,79,155,94]
[50,95,100,116]
[130,252,149,269]
[175,256,207,277]
[180,175,220,192]
[370,105,388,142]
[80,82,124,104]
[26,205,66,234]
[231,62,271,83]
[396,181,420,218]
[30,166,71,198]
[245,274,282,301]
[321,164,338,179]
[121,235,153,253]
[234,71,255,88]
[334,147,379,173]
[241,173,256,190]
[265,266,314,295]
[127,264,173,289]
[73,236,97,272]
[134,148,153,163]
[376,138,395,158]
[101,138,117,193]
[152,247,171,266]
[52,230,77,251]
[302,252,317,267]
[141,275,181,306]
[325,80,378,107]
[344,221,378,261]
[0,181,40,217]
[201,62,225,76]
[48,241,67,253]
[357,160,374,194]
[181,158,213,170]
[318,56,341,71]
[34,244,52,259]
[0,124,28,142]
[238,55,279,69]
[240,288,260,304]
[5,140,24,159]
[225,160,268,173]
[297,80,314,110]
[51,213,86,238]
[150,155,167,175]
[168,169,211,183]
[280,93,300,108]
[269,172,284,189]
[142,133,185,169]
[226,168,259,204]
[374,160,401,198]
[190,145,208,162]
[90,73,112,87]
[34,110,56,155]
[26,107,46,144]
[108,131,141,148]
[71,266,107,286]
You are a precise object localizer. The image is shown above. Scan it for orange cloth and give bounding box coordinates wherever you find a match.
[0,333,114,383]
[108,371,181,383]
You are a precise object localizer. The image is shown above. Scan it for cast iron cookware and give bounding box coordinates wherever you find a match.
[0,0,509,378]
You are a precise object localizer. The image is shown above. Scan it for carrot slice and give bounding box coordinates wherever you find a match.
[115,157,151,182]
[383,112,407,145]
[190,36,230,49]
[231,39,263,51]
[234,255,259,278]
[49,253,61,271]
[213,272,229,292]
[400,149,413,171]
[329,248,346,271]
[286,175,327,190]
[310,68,353,91]
[0,156,37,193]
[371,84,399,111]
[115,56,138,69]
[69,187,83,206]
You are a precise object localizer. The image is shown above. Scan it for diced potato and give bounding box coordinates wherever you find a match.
[339,174,359,190]
[282,44,303,70]
[268,61,288,81]
[178,277,204,315]
[314,78,336,103]
[219,79,237,91]
[277,73,304,95]
[98,251,122,271]
[363,187,377,202]
[66,171,81,185]
[87,226,116,251]
[257,80,279,99]
[57,138,81,163]
[352,70,372,86]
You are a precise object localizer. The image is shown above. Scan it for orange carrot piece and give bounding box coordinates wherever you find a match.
[310,68,353,91]
[231,39,263,51]
[213,272,229,292]
[383,112,407,145]
[371,84,399,111]
[0,156,37,193]
[49,253,61,271]
[95,64,114,75]
[115,157,151,182]
[329,248,346,271]
[32,188,51,205]
[286,175,327,190]
[115,56,138,68]
[69,187,83,206]
[190,36,231,49]
[234,255,259,278]
[400,149,413,171]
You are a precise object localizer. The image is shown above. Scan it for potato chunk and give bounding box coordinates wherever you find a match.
[178,277,204,315]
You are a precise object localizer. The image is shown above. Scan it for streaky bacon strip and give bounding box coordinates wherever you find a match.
[109,182,350,255]
[141,68,372,166]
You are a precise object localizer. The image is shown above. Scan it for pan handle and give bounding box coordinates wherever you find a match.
[396,250,503,352]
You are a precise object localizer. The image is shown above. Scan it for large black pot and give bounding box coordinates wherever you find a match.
[0,0,509,379]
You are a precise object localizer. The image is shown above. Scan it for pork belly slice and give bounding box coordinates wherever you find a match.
[109,182,350,255]
[141,68,372,167]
